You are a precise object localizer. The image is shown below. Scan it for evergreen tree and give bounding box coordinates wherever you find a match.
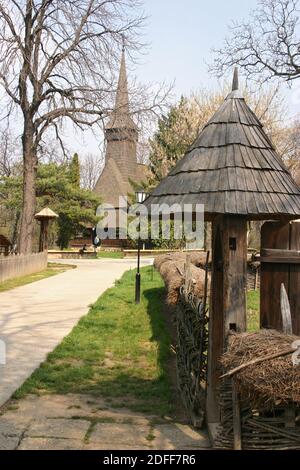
[0,161,101,250]
[69,153,81,188]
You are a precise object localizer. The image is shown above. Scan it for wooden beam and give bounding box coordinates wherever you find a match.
[256,257,300,264]
[259,248,300,264]
[262,249,300,258]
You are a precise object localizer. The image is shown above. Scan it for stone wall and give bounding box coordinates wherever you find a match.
[0,252,48,283]
[48,251,96,260]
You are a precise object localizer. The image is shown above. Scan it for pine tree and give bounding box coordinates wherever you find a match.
[69,153,81,188]
[1,161,101,250]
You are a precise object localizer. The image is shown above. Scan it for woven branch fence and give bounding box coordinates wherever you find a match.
[214,379,300,450]
[175,287,209,428]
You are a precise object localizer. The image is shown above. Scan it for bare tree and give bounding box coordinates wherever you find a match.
[0,127,21,176]
[279,119,300,180]
[210,0,300,83]
[0,0,168,253]
[81,151,104,190]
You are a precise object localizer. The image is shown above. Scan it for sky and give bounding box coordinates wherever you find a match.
[75,0,300,155]
[137,0,258,95]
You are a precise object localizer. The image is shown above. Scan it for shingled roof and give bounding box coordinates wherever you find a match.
[144,70,300,219]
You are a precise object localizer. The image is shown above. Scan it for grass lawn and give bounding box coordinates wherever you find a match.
[14,266,172,416]
[247,290,260,332]
[0,263,74,293]
[97,251,124,259]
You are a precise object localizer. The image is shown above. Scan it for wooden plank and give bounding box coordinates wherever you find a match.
[280,283,293,335]
[259,257,300,264]
[263,247,300,256]
[226,145,236,167]
[260,221,290,331]
[279,281,297,430]
[289,221,300,336]
[254,148,271,169]
[232,379,242,450]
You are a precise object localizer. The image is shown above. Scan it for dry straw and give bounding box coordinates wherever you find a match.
[221,330,300,409]
[154,252,209,306]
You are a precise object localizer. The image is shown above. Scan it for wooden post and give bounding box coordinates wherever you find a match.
[232,378,242,450]
[254,267,259,291]
[39,219,49,252]
[207,215,247,426]
[184,254,192,299]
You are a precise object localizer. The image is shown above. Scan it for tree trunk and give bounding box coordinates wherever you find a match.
[11,210,21,248]
[19,119,37,254]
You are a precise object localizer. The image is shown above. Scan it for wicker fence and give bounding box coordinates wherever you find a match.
[174,264,259,429]
[175,287,209,428]
[0,252,48,283]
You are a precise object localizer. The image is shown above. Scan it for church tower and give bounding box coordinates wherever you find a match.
[94,48,146,212]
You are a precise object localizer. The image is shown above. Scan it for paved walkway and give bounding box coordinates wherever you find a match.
[0,394,210,450]
[0,258,152,408]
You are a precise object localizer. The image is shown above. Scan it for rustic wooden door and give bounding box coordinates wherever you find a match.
[260,221,300,335]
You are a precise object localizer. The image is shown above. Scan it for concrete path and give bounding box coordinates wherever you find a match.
[0,394,210,450]
[0,258,152,407]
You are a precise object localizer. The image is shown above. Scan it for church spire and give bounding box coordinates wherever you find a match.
[106,46,136,131]
[114,47,130,116]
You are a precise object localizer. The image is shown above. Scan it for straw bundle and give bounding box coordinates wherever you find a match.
[159,259,208,306]
[153,251,209,271]
[221,330,300,409]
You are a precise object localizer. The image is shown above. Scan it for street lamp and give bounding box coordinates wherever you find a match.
[135,190,148,304]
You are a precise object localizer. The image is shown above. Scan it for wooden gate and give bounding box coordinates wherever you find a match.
[260,220,300,335]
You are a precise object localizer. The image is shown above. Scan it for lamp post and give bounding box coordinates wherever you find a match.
[135,190,148,304]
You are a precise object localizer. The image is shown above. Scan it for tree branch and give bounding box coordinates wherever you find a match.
[210,0,300,83]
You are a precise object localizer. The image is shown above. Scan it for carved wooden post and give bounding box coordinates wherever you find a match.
[207,215,247,425]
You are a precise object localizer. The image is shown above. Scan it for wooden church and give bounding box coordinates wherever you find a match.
[94,47,147,246]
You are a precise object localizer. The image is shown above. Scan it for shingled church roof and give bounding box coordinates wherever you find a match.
[144,69,300,219]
